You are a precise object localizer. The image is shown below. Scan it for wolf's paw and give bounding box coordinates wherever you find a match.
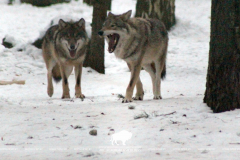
[62,94,70,99]
[48,90,53,97]
[122,98,133,103]
[153,95,162,100]
[133,92,144,100]
[76,93,85,99]
[47,87,53,97]
[133,95,143,101]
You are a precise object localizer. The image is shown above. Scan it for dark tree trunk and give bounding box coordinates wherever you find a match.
[135,0,176,30]
[204,0,240,113]
[83,0,111,10]
[8,0,14,5]
[20,0,69,6]
[83,0,111,74]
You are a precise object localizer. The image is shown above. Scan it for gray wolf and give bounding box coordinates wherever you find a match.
[98,10,168,103]
[42,18,89,99]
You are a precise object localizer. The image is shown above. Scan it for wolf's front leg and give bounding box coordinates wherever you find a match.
[61,77,70,99]
[127,63,144,101]
[75,63,85,99]
[47,69,54,97]
[133,77,144,100]
[46,60,57,97]
[60,64,71,99]
[123,62,142,103]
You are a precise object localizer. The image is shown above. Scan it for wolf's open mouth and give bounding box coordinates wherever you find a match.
[107,34,120,53]
[69,49,76,58]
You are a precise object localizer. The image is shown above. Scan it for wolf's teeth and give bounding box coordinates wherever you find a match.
[114,39,117,44]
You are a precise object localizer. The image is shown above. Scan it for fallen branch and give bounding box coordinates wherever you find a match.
[0,80,25,85]
[154,111,176,117]
[229,143,240,145]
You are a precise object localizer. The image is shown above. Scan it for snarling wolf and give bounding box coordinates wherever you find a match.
[42,18,89,99]
[99,10,168,103]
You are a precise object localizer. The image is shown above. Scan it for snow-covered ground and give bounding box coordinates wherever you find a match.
[1,0,240,159]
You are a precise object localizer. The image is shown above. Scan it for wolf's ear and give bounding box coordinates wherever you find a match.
[121,10,132,21]
[77,18,85,28]
[59,19,67,29]
[108,12,114,17]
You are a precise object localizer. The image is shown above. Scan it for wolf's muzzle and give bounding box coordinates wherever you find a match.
[98,31,104,36]
[70,44,75,50]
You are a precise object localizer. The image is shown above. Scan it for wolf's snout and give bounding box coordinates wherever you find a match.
[98,31,104,36]
[70,44,75,50]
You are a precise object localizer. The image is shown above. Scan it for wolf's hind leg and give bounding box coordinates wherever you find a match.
[74,63,85,99]
[143,63,159,99]
[154,60,165,99]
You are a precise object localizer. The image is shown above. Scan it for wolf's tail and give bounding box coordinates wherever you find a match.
[52,64,62,83]
[161,63,166,80]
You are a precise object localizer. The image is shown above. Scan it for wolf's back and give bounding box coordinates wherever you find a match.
[43,25,59,42]
[144,18,168,43]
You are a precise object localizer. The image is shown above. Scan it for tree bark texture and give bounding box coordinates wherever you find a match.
[8,0,14,5]
[20,0,69,7]
[83,0,111,10]
[204,0,240,113]
[135,0,176,30]
[83,0,111,74]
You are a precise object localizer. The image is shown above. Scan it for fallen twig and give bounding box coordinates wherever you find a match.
[154,111,176,117]
[0,80,25,85]
[170,120,178,124]
[117,94,125,99]
[229,143,240,145]
[87,98,94,102]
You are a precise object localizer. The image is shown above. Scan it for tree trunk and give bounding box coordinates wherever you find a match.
[135,0,176,30]
[8,0,14,5]
[83,0,111,10]
[204,0,240,113]
[20,0,69,7]
[83,0,111,74]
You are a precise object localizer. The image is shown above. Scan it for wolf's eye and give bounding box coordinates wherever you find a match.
[111,24,115,28]
[64,34,70,39]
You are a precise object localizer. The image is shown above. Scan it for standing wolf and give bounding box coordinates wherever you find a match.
[42,18,89,99]
[98,10,168,103]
